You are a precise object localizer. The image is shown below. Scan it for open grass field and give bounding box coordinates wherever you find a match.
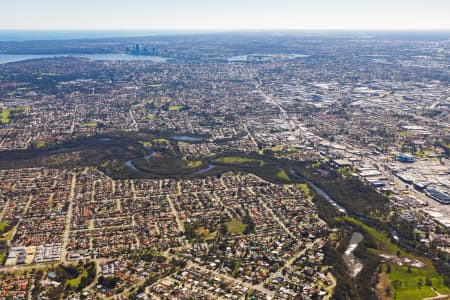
[140,141,151,147]
[1,106,27,124]
[82,122,97,127]
[66,268,88,288]
[1,228,14,242]
[277,169,290,181]
[390,265,450,300]
[339,216,407,257]
[0,222,8,233]
[260,145,285,154]
[0,109,9,123]
[147,83,163,88]
[226,220,246,234]
[213,156,265,167]
[0,222,14,241]
[340,217,450,300]
[35,141,47,149]
[195,227,216,240]
[141,114,158,121]
[296,183,312,199]
[153,138,169,144]
[168,105,185,111]
[1,222,12,265]
[186,160,203,168]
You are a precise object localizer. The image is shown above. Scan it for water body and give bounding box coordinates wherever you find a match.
[0,54,60,64]
[48,147,74,154]
[171,135,204,142]
[0,54,168,64]
[343,232,364,277]
[124,160,141,173]
[124,151,156,172]
[123,151,216,175]
[306,180,348,214]
[193,164,217,175]
[82,54,167,62]
[144,152,156,160]
[227,55,249,62]
[0,30,219,42]
[125,160,216,175]
[288,169,347,214]
[228,53,309,62]
[0,30,146,41]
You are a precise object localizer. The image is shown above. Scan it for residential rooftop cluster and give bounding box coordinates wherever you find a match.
[0,168,332,299]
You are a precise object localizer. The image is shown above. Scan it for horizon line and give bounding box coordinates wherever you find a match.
[1,28,450,32]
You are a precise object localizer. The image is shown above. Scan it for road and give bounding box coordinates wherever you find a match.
[255,84,309,145]
[61,172,77,263]
[324,272,337,300]
[259,198,295,239]
[129,109,139,131]
[167,194,184,232]
[241,119,258,148]
[70,105,79,134]
[186,260,275,298]
[213,192,234,219]
[256,242,313,289]
[256,85,297,131]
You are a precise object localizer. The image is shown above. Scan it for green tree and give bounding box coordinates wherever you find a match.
[418,278,423,289]
[391,279,402,299]
[219,223,228,235]
[386,263,391,273]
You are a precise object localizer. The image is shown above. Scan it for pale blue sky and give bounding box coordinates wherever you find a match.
[1,0,449,30]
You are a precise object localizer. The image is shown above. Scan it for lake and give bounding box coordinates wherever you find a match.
[228,53,309,62]
[171,135,204,142]
[0,53,168,64]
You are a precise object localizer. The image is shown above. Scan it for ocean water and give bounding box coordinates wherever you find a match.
[0,30,150,41]
[0,54,60,64]
[0,53,168,64]
[0,30,448,42]
[0,30,181,64]
[0,30,209,42]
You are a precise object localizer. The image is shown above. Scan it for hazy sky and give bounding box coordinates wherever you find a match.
[1,0,449,30]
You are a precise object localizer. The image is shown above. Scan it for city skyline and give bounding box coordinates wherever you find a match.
[1,0,450,30]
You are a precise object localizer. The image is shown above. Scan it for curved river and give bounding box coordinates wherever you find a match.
[306,180,348,214]
[124,152,217,175]
[289,169,347,214]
